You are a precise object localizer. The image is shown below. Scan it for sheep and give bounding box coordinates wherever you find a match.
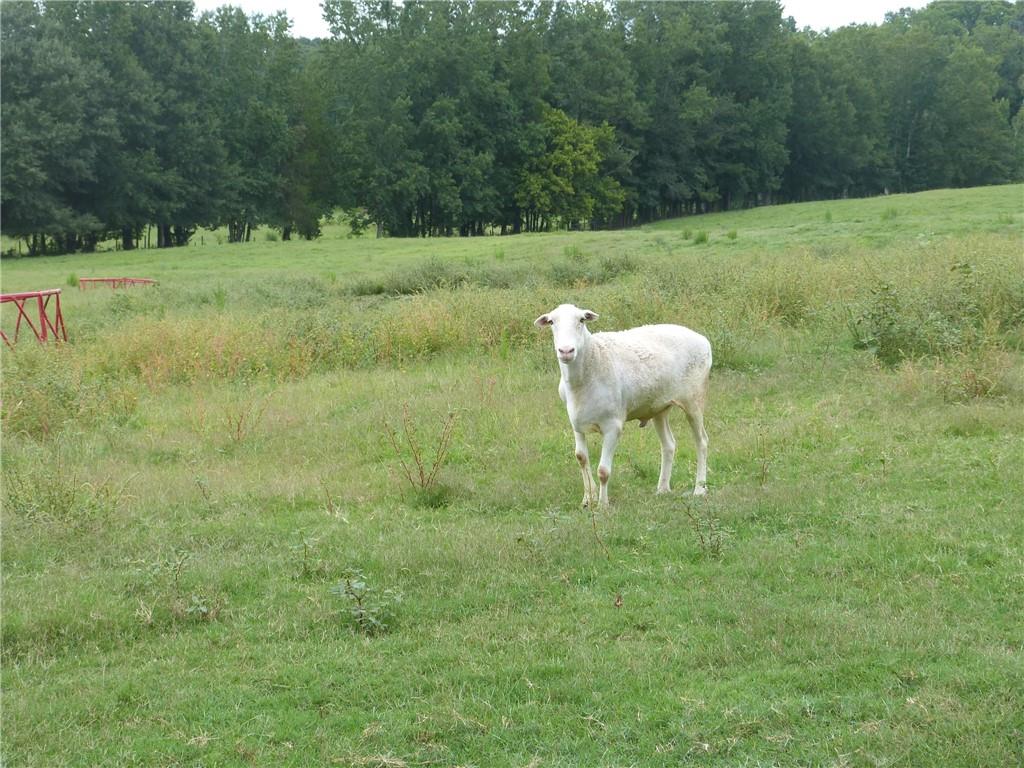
[534,303,711,506]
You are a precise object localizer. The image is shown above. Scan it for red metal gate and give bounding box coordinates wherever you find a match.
[79,277,157,290]
[0,289,68,348]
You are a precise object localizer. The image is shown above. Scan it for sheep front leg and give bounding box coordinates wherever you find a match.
[597,422,623,506]
[574,431,598,508]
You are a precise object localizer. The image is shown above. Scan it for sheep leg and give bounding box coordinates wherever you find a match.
[684,408,709,496]
[574,431,598,508]
[597,423,622,506]
[652,411,676,494]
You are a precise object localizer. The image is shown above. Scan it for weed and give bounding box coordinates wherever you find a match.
[175,592,224,623]
[194,474,216,514]
[848,283,927,365]
[824,210,833,223]
[549,249,637,287]
[693,230,709,245]
[320,477,348,520]
[597,252,639,281]
[292,535,330,581]
[66,273,79,288]
[547,259,589,287]
[563,244,588,263]
[409,483,458,509]
[881,207,900,221]
[756,423,773,488]
[130,549,192,595]
[726,229,738,240]
[222,395,268,445]
[4,457,129,523]
[684,502,730,558]
[1,346,139,438]
[385,404,457,492]
[330,569,401,636]
[935,346,1022,402]
[352,257,469,296]
[265,230,279,242]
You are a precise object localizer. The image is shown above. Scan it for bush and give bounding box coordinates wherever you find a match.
[847,259,1022,366]
[331,569,401,636]
[548,249,638,287]
[352,257,470,296]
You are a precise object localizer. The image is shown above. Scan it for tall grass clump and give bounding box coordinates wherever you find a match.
[847,255,1024,367]
[1,345,140,439]
[3,453,127,524]
[350,256,471,296]
[548,247,638,287]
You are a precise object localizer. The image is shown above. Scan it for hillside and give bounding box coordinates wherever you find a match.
[2,185,1022,766]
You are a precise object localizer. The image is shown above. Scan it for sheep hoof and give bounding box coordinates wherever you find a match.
[656,486,671,495]
[692,486,708,497]
[639,419,649,428]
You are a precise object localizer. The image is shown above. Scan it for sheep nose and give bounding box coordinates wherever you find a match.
[558,346,575,356]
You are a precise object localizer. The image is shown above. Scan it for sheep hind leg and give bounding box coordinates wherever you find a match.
[574,431,598,508]
[652,410,676,494]
[684,406,709,496]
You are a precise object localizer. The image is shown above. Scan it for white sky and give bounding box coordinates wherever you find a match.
[191,0,932,39]
[781,0,930,30]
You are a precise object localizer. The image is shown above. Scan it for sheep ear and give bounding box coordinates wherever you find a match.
[581,310,599,322]
[534,314,553,328]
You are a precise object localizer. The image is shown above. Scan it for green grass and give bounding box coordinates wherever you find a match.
[2,185,1023,766]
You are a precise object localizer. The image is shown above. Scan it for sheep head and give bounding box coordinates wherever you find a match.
[534,303,599,363]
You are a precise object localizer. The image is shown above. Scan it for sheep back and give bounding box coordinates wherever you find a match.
[589,324,711,422]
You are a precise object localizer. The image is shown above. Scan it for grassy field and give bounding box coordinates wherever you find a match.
[2,185,1023,767]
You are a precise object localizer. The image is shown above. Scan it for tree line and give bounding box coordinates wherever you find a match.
[1,0,1021,254]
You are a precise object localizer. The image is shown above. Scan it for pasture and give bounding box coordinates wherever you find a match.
[2,185,1022,766]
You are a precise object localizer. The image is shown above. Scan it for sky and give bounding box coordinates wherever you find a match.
[191,0,933,39]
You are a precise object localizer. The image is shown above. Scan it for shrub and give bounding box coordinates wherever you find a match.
[848,258,1022,366]
[548,249,638,287]
[596,252,640,281]
[548,258,591,287]
[353,257,470,296]
[331,569,401,636]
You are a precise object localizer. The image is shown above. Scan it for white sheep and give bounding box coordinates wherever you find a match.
[535,303,711,506]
